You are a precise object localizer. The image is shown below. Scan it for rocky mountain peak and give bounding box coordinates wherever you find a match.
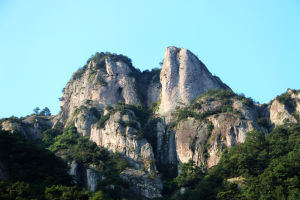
[159,46,229,114]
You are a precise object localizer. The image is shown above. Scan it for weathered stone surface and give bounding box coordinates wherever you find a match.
[174,94,263,169]
[68,105,100,136]
[207,113,255,167]
[90,111,156,172]
[1,116,53,140]
[155,119,178,174]
[68,161,100,192]
[120,168,163,199]
[159,46,228,114]
[58,57,141,125]
[50,47,300,198]
[175,118,208,167]
[86,166,100,193]
[269,99,297,126]
[69,161,81,184]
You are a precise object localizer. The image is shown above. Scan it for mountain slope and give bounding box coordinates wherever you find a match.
[1,47,300,199]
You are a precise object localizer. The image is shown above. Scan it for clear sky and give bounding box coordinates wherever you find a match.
[0,0,300,118]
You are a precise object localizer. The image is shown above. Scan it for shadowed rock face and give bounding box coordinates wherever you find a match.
[57,55,162,128]
[159,46,228,114]
[1,115,53,140]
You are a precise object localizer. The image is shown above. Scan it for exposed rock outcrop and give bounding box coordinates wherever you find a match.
[269,99,297,126]
[47,47,300,198]
[68,161,100,192]
[90,111,157,172]
[0,115,53,139]
[86,166,100,192]
[159,47,228,114]
[120,168,163,199]
[59,54,141,125]
[173,92,263,168]
[269,89,300,127]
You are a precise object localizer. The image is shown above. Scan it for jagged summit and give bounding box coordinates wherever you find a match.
[1,46,300,199]
[159,46,229,114]
[58,46,229,125]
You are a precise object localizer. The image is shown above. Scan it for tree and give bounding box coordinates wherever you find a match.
[33,107,40,115]
[40,107,51,116]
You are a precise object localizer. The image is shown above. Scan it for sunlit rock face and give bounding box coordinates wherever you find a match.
[269,89,300,127]
[53,46,300,199]
[90,111,156,173]
[174,94,262,169]
[158,46,228,115]
[58,57,141,126]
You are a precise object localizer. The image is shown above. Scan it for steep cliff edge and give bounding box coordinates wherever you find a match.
[58,53,142,126]
[159,47,229,115]
[2,46,299,199]
[269,89,300,126]
[170,89,265,169]
[51,46,287,198]
[57,53,161,129]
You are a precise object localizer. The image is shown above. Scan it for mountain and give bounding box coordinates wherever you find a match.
[1,47,300,199]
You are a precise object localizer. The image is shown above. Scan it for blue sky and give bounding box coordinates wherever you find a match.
[0,0,300,118]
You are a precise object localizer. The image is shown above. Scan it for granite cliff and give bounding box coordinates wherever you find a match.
[1,47,299,199]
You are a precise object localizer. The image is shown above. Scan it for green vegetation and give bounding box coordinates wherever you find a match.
[0,126,131,199]
[0,130,72,186]
[168,89,258,130]
[33,107,51,116]
[48,126,129,198]
[150,98,161,113]
[97,113,111,129]
[2,87,300,199]
[257,117,270,129]
[175,160,204,187]
[44,185,90,200]
[0,181,116,200]
[193,88,235,102]
[49,126,127,171]
[0,129,79,199]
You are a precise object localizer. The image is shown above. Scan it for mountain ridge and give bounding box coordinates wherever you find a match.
[1,46,300,199]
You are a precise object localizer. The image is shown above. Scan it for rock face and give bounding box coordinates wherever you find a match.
[159,47,228,114]
[86,166,100,192]
[269,99,297,126]
[155,120,178,171]
[49,47,300,198]
[174,92,263,168]
[0,116,53,140]
[206,113,255,167]
[59,55,141,125]
[90,111,156,172]
[269,89,300,127]
[68,161,100,193]
[120,168,163,199]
